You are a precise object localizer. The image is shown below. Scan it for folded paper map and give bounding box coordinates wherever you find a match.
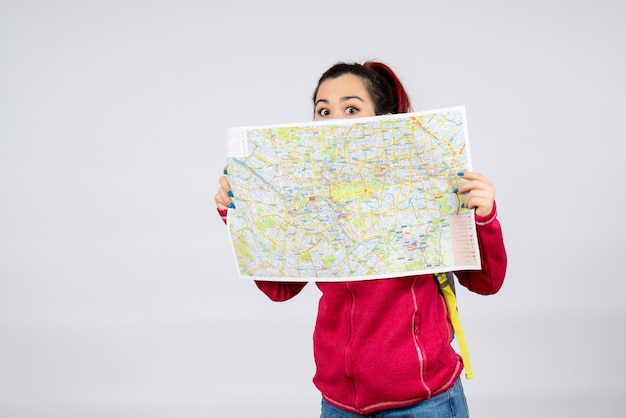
[226,105,480,281]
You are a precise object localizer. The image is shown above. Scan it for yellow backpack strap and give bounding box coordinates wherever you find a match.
[435,272,473,379]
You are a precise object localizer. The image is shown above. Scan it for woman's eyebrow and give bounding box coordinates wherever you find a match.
[341,95,364,102]
[315,96,365,107]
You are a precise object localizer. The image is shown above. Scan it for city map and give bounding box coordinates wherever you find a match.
[226,106,481,281]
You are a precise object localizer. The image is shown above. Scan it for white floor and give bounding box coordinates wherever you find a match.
[1,309,622,418]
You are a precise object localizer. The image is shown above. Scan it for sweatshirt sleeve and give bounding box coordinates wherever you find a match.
[254,281,308,301]
[218,207,308,301]
[455,202,508,295]
[217,208,228,224]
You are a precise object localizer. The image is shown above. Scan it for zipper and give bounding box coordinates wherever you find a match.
[411,277,432,397]
[344,282,357,404]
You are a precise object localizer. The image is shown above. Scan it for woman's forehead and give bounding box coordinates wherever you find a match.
[316,74,369,99]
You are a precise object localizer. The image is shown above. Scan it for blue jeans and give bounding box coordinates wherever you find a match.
[320,379,469,418]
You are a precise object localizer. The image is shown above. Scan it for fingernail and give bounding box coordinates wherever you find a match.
[223,169,228,175]
[227,190,234,197]
[457,172,464,177]
[461,203,465,208]
[227,202,236,209]
[453,188,459,194]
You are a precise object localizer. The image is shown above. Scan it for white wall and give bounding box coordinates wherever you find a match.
[1,1,624,416]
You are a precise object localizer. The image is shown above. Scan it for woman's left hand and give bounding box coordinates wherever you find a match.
[456,172,495,217]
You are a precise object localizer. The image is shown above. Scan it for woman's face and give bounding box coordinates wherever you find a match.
[314,74,376,121]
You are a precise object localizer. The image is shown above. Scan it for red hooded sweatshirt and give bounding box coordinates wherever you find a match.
[221,204,507,414]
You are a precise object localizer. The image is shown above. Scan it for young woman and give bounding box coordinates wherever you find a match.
[215,61,507,417]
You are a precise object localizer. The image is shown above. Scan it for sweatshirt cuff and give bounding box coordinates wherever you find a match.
[217,208,228,224]
[475,201,498,226]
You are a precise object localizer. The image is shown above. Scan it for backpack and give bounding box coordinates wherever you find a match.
[435,272,473,379]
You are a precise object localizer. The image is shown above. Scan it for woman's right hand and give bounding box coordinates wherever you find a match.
[215,168,234,211]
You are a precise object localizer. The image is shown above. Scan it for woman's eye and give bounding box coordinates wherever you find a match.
[318,108,330,116]
[345,106,359,115]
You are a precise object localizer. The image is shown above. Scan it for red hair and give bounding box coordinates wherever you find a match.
[364,61,412,113]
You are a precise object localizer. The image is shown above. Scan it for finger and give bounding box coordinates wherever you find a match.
[214,188,228,208]
[457,171,493,188]
[218,176,235,202]
[215,194,229,211]
[464,188,495,204]
[215,175,235,209]
[467,200,494,217]
[457,181,493,195]
[463,191,494,217]
[458,171,486,182]
[218,175,231,191]
[457,175,494,194]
